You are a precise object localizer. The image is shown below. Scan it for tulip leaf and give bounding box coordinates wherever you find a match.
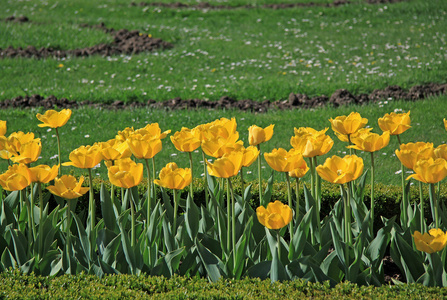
[8,227,28,266]
[289,207,313,261]
[197,233,222,259]
[147,202,163,246]
[100,183,116,232]
[72,213,91,263]
[196,237,224,282]
[1,248,17,270]
[246,261,271,280]
[119,224,138,275]
[262,173,274,207]
[1,200,16,232]
[178,248,199,277]
[38,249,61,276]
[270,240,288,282]
[162,214,174,253]
[199,206,213,233]
[98,257,120,275]
[329,221,347,270]
[4,190,19,210]
[185,194,200,241]
[366,219,394,265]
[161,188,174,222]
[164,247,185,276]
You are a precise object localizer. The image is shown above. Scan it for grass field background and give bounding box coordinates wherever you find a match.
[1,0,446,186]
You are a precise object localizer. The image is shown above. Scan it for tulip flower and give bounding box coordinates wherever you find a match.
[0,163,31,191]
[407,158,447,184]
[10,138,42,164]
[170,127,201,153]
[348,129,390,153]
[115,127,135,142]
[329,112,368,142]
[316,155,364,185]
[395,142,434,170]
[127,134,162,160]
[63,145,103,169]
[444,119,447,132]
[264,148,305,173]
[36,109,72,128]
[256,200,292,230]
[107,158,144,189]
[99,139,132,162]
[413,229,447,254]
[378,111,411,136]
[248,124,274,146]
[0,120,6,136]
[207,150,244,179]
[154,162,192,190]
[5,131,35,155]
[29,164,59,184]
[135,123,171,140]
[434,144,447,161]
[201,136,243,158]
[290,127,333,158]
[241,145,260,168]
[47,175,89,200]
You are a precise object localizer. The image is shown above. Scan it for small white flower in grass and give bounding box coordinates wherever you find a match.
[170,153,177,157]
[92,163,101,170]
[47,128,52,132]
[382,153,387,155]
[71,126,77,131]
[50,154,58,160]
[84,134,90,138]
[201,173,205,177]
[247,171,252,175]
[395,170,402,175]
[406,170,414,174]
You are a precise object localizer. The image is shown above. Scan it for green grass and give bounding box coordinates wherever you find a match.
[1,95,446,186]
[1,0,446,102]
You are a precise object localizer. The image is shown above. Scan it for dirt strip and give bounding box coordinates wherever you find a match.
[130,0,406,10]
[1,83,445,112]
[0,22,172,59]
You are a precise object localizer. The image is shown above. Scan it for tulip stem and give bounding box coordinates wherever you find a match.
[152,157,157,201]
[22,189,32,246]
[87,168,95,259]
[29,182,36,241]
[370,152,375,235]
[419,181,425,232]
[226,178,231,255]
[312,156,321,243]
[240,167,245,200]
[188,152,194,201]
[257,145,263,206]
[276,230,281,263]
[55,128,62,176]
[66,199,72,264]
[396,135,408,228]
[430,183,439,228]
[285,173,293,241]
[144,159,152,229]
[202,150,209,207]
[130,190,136,248]
[308,157,315,199]
[173,189,179,235]
[295,178,300,223]
[228,178,236,272]
[38,183,44,222]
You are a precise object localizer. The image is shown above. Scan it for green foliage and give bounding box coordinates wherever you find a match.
[0,269,447,299]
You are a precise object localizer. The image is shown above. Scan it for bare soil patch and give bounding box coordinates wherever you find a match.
[0,22,172,59]
[1,83,445,112]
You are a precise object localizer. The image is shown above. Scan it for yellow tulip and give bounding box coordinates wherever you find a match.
[406,158,447,184]
[256,200,292,230]
[348,129,390,152]
[29,164,59,183]
[10,139,42,164]
[207,150,244,178]
[316,154,364,184]
[0,163,32,191]
[0,120,6,136]
[288,159,309,179]
[115,127,135,142]
[248,124,274,146]
[170,127,201,152]
[5,131,35,155]
[196,117,238,142]
[47,175,89,199]
[127,134,162,159]
[413,228,447,254]
[36,109,72,128]
[434,144,447,161]
[154,162,192,190]
[99,139,132,161]
[395,142,434,170]
[264,148,306,173]
[241,146,260,167]
[135,123,171,140]
[329,112,368,137]
[444,118,447,132]
[378,111,411,135]
[62,145,103,169]
[107,158,144,189]
[290,127,333,158]
[201,136,243,158]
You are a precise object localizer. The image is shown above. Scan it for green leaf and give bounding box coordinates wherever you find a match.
[246,261,271,280]
[100,183,116,232]
[38,249,61,276]
[196,237,224,282]
[4,190,20,210]
[262,172,274,207]
[72,213,91,262]
[185,194,200,240]
[164,247,185,276]
[289,207,313,261]
[1,248,17,270]
[8,227,28,266]
[270,239,288,282]
[118,224,139,275]
[329,221,346,270]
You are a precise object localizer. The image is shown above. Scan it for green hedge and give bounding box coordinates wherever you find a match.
[1,269,446,299]
[70,177,444,227]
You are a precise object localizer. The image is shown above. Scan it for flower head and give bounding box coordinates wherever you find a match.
[10,138,42,164]
[99,139,132,161]
[63,145,103,169]
[127,134,162,159]
[170,127,201,152]
[264,148,306,173]
[329,112,368,138]
[256,200,292,230]
[248,124,274,146]
[395,142,434,170]
[348,129,390,152]
[154,162,192,190]
[290,127,333,158]
[107,158,144,189]
[29,164,59,183]
[378,111,411,135]
[36,109,72,128]
[241,146,260,167]
[288,159,309,179]
[406,158,447,184]
[207,150,244,178]
[0,163,32,191]
[0,120,6,136]
[316,154,364,184]
[47,175,89,199]
[413,229,447,254]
